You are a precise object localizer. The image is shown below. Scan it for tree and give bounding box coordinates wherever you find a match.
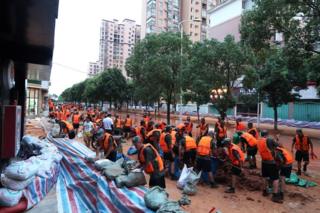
[240,0,320,55]
[184,36,248,119]
[126,32,191,124]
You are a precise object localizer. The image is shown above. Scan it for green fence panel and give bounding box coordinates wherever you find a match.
[293,102,320,122]
[261,103,289,119]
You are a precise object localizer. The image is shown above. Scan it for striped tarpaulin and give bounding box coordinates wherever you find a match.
[47,135,153,213]
[23,161,60,210]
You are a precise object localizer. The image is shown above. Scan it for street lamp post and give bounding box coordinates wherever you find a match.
[177,19,201,120]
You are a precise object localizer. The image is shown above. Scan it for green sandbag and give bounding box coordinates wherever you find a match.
[233,133,240,144]
[285,173,317,188]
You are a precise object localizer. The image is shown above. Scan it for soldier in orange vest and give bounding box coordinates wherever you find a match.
[184,116,193,137]
[275,145,293,201]
[72,111,81,135]
[179,133,197,168]
[221,138,245,193]
[196,131,218,188]
[257,130,282,203]
[159,126,175,179]
[96,129,117,162]
[133,136,165,188]
[215,120,227,147]
[114,115,123,135]
[59,120,75,139]
[123,114,133,139]
[291,129,314,175]
[247,122,259,139]
[239,132,258,169]
[235,118,246,132]
[196,117,209,140]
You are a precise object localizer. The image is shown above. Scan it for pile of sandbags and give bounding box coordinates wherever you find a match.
[115,172,146,188]
[177,165,201,196]
[0,135,62,207]
[100,159,126,180]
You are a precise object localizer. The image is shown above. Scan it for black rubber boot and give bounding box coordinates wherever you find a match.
[271,193,283,204]
[225,187,235,193]
[279,192,284,200]
[297,170,301,175]
[262,190,269,197]
[303,164,307,172]
[210,181,219,188]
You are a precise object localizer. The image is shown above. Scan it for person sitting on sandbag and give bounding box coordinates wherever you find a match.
[59,120,75,139]
[132,136,166,188]
[95,129,118,162]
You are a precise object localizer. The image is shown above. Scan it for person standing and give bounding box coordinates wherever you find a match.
[196,118,209,140]
[291,129,314,175]
[114,115,123,135]
[72,111,81,135]
[235,118,246,132]
[103,113,114,134]
[257,130,282,203]
[275,145,293,201]
[222,138,244,193]
[123,114,133,139]
[133,136,166,188]
[215,120,227,147]
[185,116,193,137]
[83,116,94,148]
[196,131,218,188]
[247,122,259,139]
[159,126,176,179]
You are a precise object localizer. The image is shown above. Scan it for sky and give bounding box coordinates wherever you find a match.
[49,0,142,95]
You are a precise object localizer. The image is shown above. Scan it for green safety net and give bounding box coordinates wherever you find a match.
[285,173,317,188]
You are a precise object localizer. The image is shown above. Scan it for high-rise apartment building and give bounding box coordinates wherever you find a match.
[141,0,208,42]
[181,0,208,42]
[88,19,141,77]
[88,62,100,77]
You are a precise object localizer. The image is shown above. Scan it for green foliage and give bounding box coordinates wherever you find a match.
[183,36,248,119]
[126,32,191,124]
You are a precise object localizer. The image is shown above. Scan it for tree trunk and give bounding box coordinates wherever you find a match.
[157,99,161,117]
[166,96,171,125]
[273,105,278,130]
[197,104,200,122]
[109,99,112,110]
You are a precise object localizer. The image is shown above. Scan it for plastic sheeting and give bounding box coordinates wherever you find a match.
[47,135,153,213]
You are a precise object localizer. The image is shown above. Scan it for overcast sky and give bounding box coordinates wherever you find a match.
[49,0,141,95]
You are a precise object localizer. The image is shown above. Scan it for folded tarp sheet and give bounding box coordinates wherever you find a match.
[47,135,153,213]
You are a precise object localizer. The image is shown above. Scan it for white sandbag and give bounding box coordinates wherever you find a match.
[36,161,56,178]
[94,159,113,170]
[177,164,191,189]
[144,186,169,211]
[51,123,61,138]
[4,156,40,180]
[1,174,35,191]
[52,152,63,163]
[0,188,23,207]
[177,164,201,189]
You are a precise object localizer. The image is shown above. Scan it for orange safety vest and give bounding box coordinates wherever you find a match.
[158,122,166,131]
[146,129,162,138]
[197,136,212,156]
[185,122,193,133]
[277,147,293,165]
[241,132,257,147]
[236,122,246,131]
[199,123,208,135]
[61,113,67,121]
[217,126,227,138]
[72,114,81,124]
[185,136,197,151]
[257,138,274,161]
[124,118,132,127]
[159,133,171,153]
[138,144,164,174]
[228,144,245,166]
[101,133,117,152]
[295,135,309,152]
[248,128,259,139]
[135,126,145,141]
[61,121,74,133]
[115,118,122,128]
